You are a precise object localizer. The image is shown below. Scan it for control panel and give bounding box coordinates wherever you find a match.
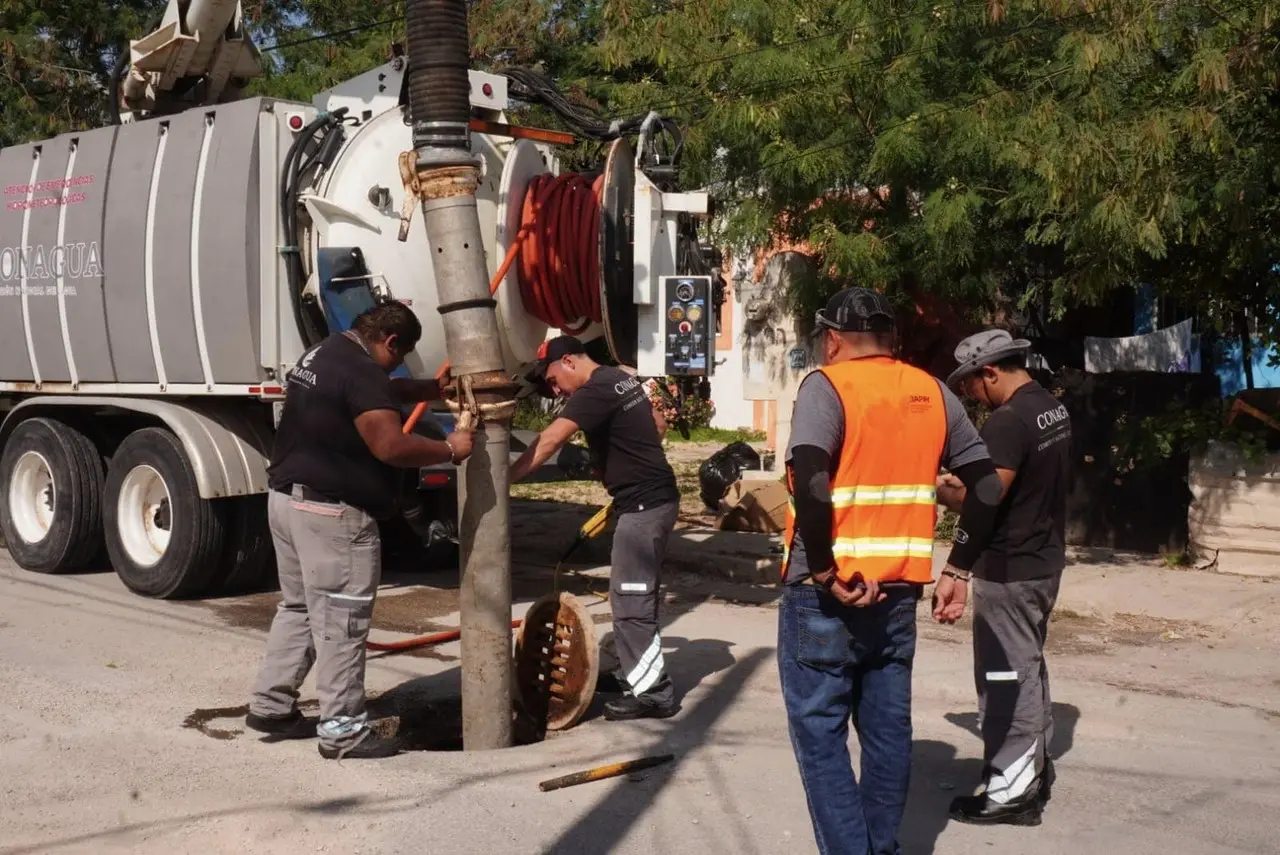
[661,275,715,376]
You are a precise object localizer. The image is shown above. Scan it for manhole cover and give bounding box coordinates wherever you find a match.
[515,592,598,731]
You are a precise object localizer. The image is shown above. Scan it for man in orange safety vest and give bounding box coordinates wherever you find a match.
[778,287,1004,855]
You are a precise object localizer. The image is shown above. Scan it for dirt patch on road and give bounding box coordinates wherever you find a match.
[196,591,282,634]
[195,585,462,636]
[918,603,1215,656]
[1046,609,1214,655]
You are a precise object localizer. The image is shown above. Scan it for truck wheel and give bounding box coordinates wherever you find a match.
[104,428,226,599]
[210,495,276,594]
[0,417,105,573]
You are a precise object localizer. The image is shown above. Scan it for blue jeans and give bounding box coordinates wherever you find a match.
[778,583,919,855]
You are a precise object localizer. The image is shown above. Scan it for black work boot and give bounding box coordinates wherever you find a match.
[318,731,400,760]
[949,787,1044,827]
[245,710,315,741]
[603,675,679,721]
[603,692,680,721]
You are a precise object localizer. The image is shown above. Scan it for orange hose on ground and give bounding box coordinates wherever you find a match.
[367,618,524,652]
[382,173,606,654]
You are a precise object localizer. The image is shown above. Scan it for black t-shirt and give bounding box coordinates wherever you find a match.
[268,334,401,519]
[559,366,679,514]
[977,380,1072,582]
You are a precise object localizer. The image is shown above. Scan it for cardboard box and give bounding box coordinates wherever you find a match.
[718,478,789,534]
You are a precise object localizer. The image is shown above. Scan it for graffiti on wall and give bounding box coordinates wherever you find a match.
[738,251,819,401]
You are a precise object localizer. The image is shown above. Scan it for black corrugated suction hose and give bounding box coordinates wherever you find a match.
[405,0,471,150]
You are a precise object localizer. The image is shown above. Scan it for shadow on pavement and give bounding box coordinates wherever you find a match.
[542,647,773,855]
[584,635,739,722]
[902,739,984,855]
[898,703,1081,853]
[943,701,1082,759]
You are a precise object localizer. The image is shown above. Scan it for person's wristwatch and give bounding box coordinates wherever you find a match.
[941,566,972,583]
[811,568,838,590]
[445,434,462,465]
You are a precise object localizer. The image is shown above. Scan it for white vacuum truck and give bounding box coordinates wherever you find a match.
[0,0,718,599]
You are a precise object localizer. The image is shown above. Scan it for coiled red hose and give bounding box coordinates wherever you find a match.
[516,173,605,335]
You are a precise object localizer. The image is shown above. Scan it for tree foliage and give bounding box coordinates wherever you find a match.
[0,1,154,145]
[596,0,1280,333]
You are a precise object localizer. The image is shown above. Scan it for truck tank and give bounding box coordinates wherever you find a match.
[0,97,305,394]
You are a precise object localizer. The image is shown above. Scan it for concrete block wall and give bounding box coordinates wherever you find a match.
[1189,441,1280,577]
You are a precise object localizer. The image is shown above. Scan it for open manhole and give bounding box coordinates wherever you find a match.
[514,592,600,733]
[185,592,599,750]
[370,697,546,751]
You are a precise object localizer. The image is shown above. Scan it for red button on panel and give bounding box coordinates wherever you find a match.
[678,321,691,334]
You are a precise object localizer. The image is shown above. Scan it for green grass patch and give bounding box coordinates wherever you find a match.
[670,426,767,444]
[512,398,556,433]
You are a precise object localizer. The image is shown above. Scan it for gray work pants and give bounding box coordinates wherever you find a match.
[972,575,1061,804]
[249,487,382,751]
[609,501,679,705]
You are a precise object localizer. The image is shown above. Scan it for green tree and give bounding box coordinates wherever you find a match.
[595,1,1280,328]
[0,0,304,147]
[0,1,153,145]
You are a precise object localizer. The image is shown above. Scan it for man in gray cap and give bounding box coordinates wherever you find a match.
[936,329,1072,827]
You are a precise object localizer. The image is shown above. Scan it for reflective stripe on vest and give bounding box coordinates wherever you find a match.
[830,485,937,508]
[782,357,947,586]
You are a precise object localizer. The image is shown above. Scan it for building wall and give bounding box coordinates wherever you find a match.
[706,254,755,431]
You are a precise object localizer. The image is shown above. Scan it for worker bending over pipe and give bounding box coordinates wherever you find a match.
[511,336,681,721]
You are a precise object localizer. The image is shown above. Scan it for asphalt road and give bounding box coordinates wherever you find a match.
[2,547,1279,855]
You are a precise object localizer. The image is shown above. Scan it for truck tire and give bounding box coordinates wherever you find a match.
[210,494,277,594]
[0,417,105,573]
[104,428,226,599]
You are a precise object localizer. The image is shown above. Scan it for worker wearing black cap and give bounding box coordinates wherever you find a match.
[780,287,1004,855]
[936,329,1072,826]
[511,336,681,721]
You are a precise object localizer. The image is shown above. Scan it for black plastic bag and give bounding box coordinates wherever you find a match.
[698,441,763,510]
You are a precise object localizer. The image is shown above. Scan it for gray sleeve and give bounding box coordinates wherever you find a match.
[936,379,990,470]
[786,373,843,462]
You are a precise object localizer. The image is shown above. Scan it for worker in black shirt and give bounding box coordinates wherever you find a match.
[247,302,475,760]
[937,329,1073,826]
[511,336,681,721]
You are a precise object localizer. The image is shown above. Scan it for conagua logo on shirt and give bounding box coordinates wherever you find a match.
[1036,405,1069,431]
[289,345,321,387]
[613,376,641,395]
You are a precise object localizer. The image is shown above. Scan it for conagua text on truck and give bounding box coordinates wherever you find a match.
[0,0,721,600]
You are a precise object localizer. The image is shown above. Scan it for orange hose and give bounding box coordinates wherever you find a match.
[366,618,524,652]
[381,174,605,654]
